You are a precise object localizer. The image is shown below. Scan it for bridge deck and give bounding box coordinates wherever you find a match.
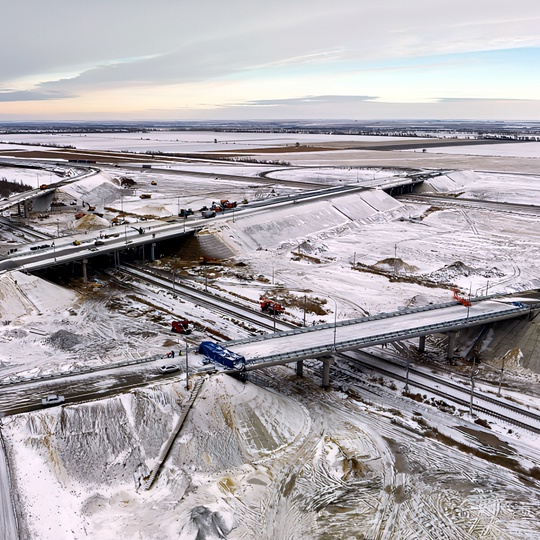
[227,295,539,369]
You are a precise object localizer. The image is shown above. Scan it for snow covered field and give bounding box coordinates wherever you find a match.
[0,131,427,154]
[1,133,540,538]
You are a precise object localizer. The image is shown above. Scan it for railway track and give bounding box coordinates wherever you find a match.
[115,263,297,334]
[330,350,540,434]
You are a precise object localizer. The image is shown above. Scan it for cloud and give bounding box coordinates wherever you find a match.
[228,95,377,107]
[0,89,75,102]
[436,97,534,103]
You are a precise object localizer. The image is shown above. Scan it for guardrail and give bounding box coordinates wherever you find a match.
[226,297,538,348]
[0,353,166,387]
[243,303,538,370]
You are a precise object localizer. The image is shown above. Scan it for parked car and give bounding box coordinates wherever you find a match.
[41,394,65,407]
[157,364,180,374]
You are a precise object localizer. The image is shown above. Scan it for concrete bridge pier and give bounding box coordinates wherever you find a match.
[321,357,332,388]
[418,335,426,353]
[82,258,88,283]
[446,331,457,360]
[150,242,156,261]
[296,360,303,377]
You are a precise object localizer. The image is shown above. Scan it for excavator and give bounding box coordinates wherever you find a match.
[171,319,192,335]
[260,297,285,315]
[452,288,471,307]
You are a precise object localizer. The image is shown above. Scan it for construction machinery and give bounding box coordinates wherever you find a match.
[452,288,471,307]
[220,199,237,209]
[260,297,285,315]
[171,319,192,335]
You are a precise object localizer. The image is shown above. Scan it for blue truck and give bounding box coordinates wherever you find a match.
[198,341,246,370]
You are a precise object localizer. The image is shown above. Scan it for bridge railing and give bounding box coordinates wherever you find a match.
[244,303,537,369]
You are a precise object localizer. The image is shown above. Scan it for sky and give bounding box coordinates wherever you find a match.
[1,0,540,122]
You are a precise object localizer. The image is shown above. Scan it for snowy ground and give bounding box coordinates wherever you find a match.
[1,133,540,538]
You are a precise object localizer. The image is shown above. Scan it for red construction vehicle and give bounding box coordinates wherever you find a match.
[260,297,285,315]
[452,288,471,307]
[220,199,237,209]
[40,184,48,189]
[171,319,192,334]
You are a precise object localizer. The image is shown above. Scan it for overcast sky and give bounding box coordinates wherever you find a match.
[1,0,539,122]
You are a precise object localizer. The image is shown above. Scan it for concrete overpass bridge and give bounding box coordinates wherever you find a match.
[225,292,540,386]
[1,178,425,277]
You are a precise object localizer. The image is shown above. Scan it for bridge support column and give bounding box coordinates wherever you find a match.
[296,360,304,377]
[321,358,331,388]
[82,258,88,283]
[23,200,29,218]
[418,335,426,353]
[446,331,457,360]
[150,242,156,261]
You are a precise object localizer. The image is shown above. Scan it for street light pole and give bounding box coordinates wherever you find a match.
[331,297,338,351]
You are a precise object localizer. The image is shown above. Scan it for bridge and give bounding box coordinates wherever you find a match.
[225,292,540,386]
[0,179,421,276]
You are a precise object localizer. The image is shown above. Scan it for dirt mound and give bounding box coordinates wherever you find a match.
[425,261,504,284]
[74,213,110,231]
[47,330,81,350]
[374,257,418,274]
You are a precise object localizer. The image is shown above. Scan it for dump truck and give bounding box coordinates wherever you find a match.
[198,341,246,370]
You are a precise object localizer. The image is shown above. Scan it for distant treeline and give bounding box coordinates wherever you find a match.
[0,120,540,140]
[0,177,33,197]
[1,120,540,138]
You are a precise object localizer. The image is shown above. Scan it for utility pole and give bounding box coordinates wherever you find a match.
[497,355,505,397]
[185,343,190,390]
[469,356,477,416]
[303,295,307,327]
[404,356,410,393]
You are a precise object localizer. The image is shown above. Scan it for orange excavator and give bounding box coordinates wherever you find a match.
[452,288,471,307]
[260,297,285,315]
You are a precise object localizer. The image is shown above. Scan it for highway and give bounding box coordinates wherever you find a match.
[0,181,376,274]
[0,428,18,540]
[0,165,99,213]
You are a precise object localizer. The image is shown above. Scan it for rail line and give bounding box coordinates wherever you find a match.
[333,350,540,434]
[115,264,297,334]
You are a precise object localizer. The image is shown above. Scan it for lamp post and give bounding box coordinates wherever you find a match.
[52,242,56,262]
[331,297,338,351]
